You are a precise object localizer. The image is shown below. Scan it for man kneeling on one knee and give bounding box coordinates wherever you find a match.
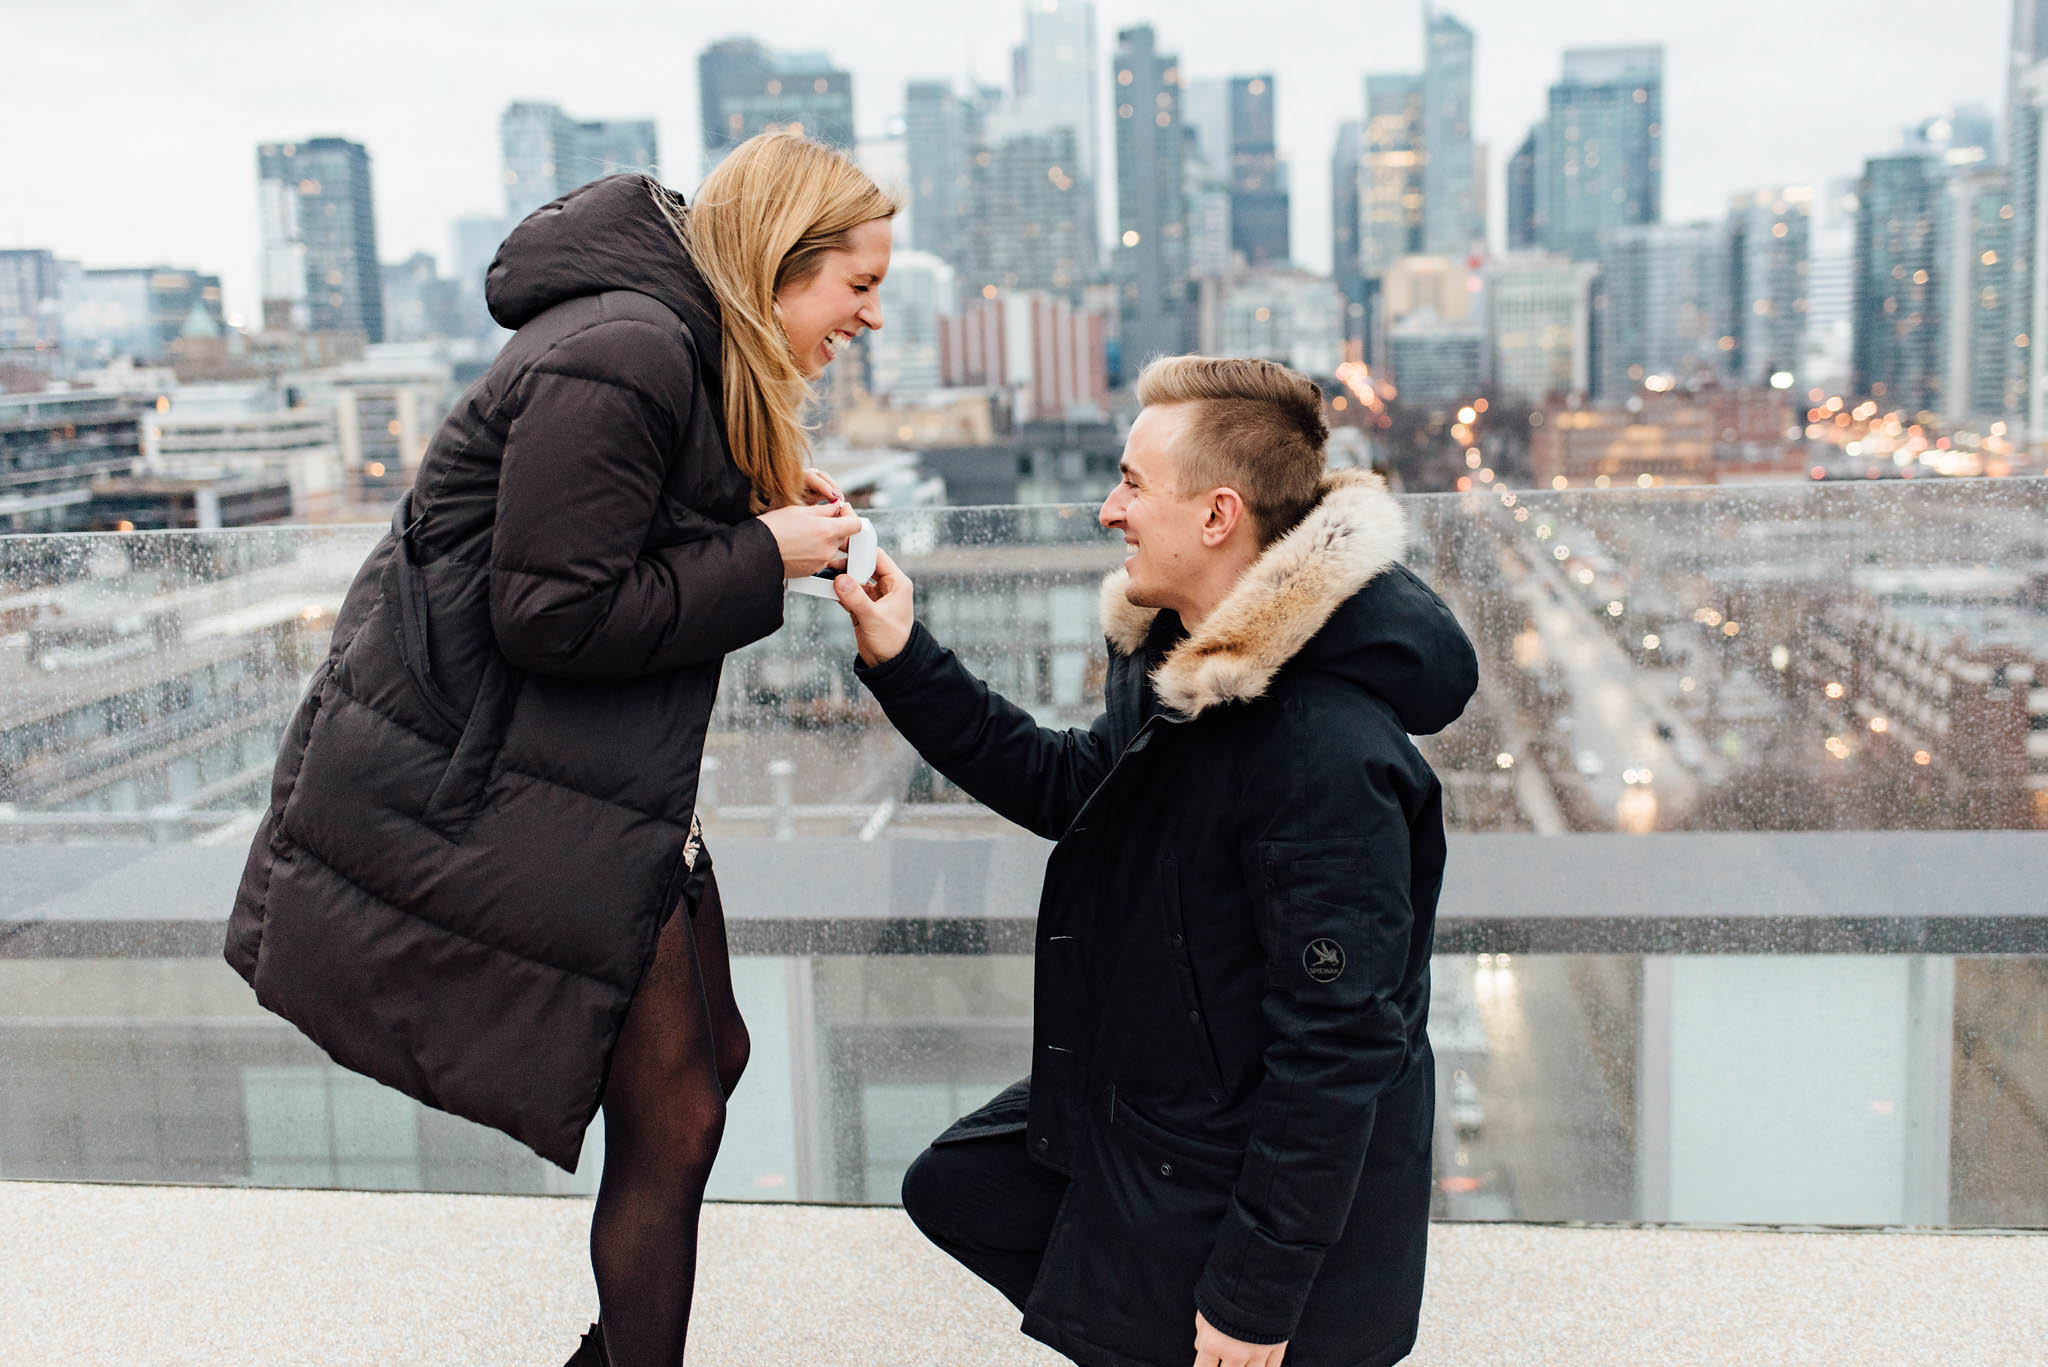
[831,355,1478,1367]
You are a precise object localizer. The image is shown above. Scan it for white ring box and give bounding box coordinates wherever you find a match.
[786,517,877,598]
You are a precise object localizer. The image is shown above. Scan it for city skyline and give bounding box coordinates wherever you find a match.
[2,0,2011,325]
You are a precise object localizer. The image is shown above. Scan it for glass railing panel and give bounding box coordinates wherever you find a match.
[3,479,2045,1227]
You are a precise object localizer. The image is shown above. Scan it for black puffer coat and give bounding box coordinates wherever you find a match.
[225,175,783,1169]
[858,471,1478,1367]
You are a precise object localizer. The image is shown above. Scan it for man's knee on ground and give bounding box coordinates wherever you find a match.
[900,1145,958,1236]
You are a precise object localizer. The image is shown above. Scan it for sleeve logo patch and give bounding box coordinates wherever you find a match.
[1303,938,1346,984]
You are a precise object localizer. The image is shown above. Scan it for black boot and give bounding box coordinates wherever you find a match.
[562,1323,608,1367]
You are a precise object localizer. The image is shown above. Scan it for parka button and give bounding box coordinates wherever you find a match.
[1035,1137,1049,1152]
[1188,1010,1201,1024]
[1170,933,1184,948]
[1158,1162,1174,1178]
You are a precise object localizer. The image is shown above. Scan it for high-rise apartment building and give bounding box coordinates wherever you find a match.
[962,126,1096,295]
[1006,0,1102,184]
[1112,24,1190,369]
[1176,75,1288,268]
[1803,179,1861,396]
[1506,127,1541,250]
[1852,151,1947,415]
[698,39,854,174]
[500,102,658,225]
[1361,74,1425,278]
[1944,169,2014,424]
[1186,133,1235,279]
[904,82,991,269]
[1194,266,1344,376]
[0,250,63,358]
[1727,187,1813,387]
[2005,64,2048,434]
[1486,252,1598,401]
[2008,0,2048,165]
[1421,11,1481,256]
[256,137,383,342]
[1226,76,1290,265]
[1331,120,1366,337]
[1595,222,1732,400]
[1388,314,1484,409]
[867,250,955,395]
[1538,47,1664,263]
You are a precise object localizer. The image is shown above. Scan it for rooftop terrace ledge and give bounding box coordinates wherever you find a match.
[3,1182,2043,1366]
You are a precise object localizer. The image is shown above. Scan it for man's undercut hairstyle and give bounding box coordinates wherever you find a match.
[1136,355,1330,545]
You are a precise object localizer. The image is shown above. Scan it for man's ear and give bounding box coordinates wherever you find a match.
[1203,487,1248,547]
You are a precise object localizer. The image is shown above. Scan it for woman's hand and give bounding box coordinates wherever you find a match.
[802,469,844,505]
[758,500,865,578]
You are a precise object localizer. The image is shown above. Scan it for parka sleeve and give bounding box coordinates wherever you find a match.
[1192,712,1427,1347]
[488,319,785,679]
[854,621,1118,841]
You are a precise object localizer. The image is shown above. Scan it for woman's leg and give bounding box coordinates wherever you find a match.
[588,878,734,1366]
[686,870,750,1099]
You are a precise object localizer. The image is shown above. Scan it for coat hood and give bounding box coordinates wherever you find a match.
[486,174,723,375]
[1099,469,1477,733]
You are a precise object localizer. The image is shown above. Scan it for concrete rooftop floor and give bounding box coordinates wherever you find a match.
[2,1182,2044,1366]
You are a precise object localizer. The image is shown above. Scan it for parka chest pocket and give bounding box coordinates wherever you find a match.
[1161,857,1228,1101]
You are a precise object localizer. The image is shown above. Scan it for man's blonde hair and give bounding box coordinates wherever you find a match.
[655,130,899,511]
[1135,355,1329,544]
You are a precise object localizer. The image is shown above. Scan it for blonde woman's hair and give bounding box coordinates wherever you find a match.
[1135,355,1330,544]
[654,130,898,511]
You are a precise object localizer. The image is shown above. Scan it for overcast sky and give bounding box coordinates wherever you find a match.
[2,0,2013,325]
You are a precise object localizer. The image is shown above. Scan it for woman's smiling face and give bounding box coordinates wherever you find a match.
[776,216,892,379]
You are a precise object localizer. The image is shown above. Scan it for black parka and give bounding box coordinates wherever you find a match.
[857,471,1478,1367]
[224,175,783,1169]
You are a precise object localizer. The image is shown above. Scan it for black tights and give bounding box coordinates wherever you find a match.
[589,868,750,1367]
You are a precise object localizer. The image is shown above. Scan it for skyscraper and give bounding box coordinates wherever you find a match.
[1007,0,1102,184]
[2007,0,2048,164]
[1944,169,2014,423]
[1595,222,1732,399]
[1538,47,1664,263]
[904,82,991,269]
[698,38,854,174]
[2005,63,2048,433]
[1112,24,1190,369]
[1803,179,1861,395]
[1185,127,1235,279]
[1486,252,1599,401]
[867,249,956,395]
[257,137,383,342]
[962,126,1096,295]
[1227,76,1289,264]
[1506,127,1541,251]
[501,102,658,225]
[1421,10,1481,256]
[1177,76,1289,267]
[1852,151,1947,415]
[1727,187,1813,388]
[1331,120,1365,338]
[1361,74,1426,278]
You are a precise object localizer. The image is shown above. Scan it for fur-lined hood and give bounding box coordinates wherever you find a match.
[1099,468,1474,732]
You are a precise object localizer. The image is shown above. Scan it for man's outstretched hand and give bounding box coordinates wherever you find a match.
[831,545,915,668]
[1192,1311,1287,1367]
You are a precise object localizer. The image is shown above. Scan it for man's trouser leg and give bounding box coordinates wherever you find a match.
[900,1130,1069,1311]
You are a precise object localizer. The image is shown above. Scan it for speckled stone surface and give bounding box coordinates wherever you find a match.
[2,1183,2043,1365]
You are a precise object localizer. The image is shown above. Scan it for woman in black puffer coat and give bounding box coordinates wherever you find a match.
[225,132,896,1365]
